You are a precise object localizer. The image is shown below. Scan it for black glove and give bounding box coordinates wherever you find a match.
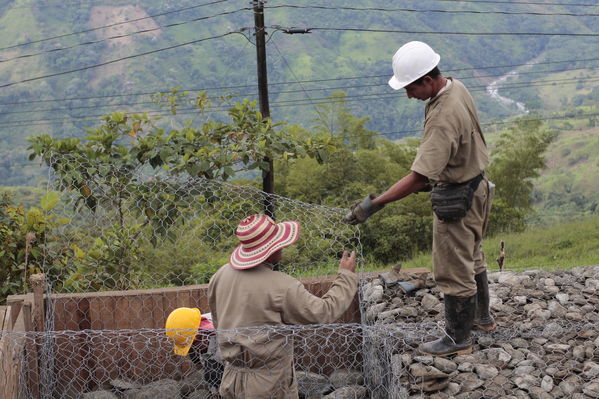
[343,194,384,225]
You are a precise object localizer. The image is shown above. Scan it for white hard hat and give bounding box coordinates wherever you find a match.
[388,41,441,90]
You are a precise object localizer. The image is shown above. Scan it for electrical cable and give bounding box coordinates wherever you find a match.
[1,74,598,127]
[1,56,598,107]
[339,112,599,140]
[3,70,598,116]
[309,26,599,37]
[0,0,236,52]
[409,0,599,6]
[7,0,134,10]
[265,4,599,17]
[1,109,597,141]
[269,39,321,117]
[0,30,244,89]
[0,7,251,64]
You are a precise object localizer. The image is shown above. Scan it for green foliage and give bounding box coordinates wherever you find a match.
[486,119,557,231]
[25,95,338,290]
[278,121,432,264]
[360,207,432,264]
[2,0,599,188]
[28,93,335,238]
[0,186,46,209]
[65,224,144,292]
[0,192,73,304]
[312,91,378,150]
[30,91,336,183]
[279,102,558,266]
[487,198,527,235]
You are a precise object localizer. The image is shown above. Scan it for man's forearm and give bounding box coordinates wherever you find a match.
[373,171,429,206]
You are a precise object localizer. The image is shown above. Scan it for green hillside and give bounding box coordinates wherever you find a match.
[482,106,599,224]
[533,123,599,222]
[0,0,598,189]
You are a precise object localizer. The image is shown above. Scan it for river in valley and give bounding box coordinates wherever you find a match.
[485,59,538,115]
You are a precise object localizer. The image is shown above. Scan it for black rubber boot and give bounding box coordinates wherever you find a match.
[418,294,476,357]
[474,271,496,331]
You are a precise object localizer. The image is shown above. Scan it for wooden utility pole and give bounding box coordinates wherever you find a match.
[253,0,275,218]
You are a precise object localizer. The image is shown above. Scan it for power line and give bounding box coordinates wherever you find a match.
[7,0,122,10]
[340,113,599,140]
[0,78,599,128]
[309,26,599,37]
[270,40,320,116]
[1,75,598,127]
[266,4,599,17]
[420,0,599,6]
[0,31,244,89]
[1,107,597,142]
[0,0,235,52]
[3,70,598,116]
[1,56,598,107]
[0,8,250,64]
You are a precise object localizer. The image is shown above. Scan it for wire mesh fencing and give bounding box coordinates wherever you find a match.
[2,317,599,399]
[2,152,599,398]
[35,153,362,330]
[3,262,599,398]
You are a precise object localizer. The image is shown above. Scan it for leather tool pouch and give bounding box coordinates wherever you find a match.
[431,173,484,221]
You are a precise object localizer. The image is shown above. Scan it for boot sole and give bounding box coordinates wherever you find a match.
[418,346,472,357]
[473,323,497,332]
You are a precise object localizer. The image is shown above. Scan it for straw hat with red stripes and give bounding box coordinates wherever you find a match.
[229,214,300,270]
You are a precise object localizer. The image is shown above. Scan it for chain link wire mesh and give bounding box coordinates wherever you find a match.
[2,153,599,398]
[2,315,599,398]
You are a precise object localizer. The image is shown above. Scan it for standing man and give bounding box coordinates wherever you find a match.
[208,214,358,398]
[344,41,495,357]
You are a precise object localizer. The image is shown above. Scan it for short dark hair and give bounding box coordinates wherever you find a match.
[411,66,441,85]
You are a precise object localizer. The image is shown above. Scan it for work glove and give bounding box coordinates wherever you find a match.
[342,194,384,225]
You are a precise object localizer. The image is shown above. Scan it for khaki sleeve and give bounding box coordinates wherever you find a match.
[411,124,458,181]
[280,269,358,325]
[208,273,219,329]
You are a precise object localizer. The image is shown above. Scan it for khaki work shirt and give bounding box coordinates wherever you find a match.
[410,78,493,296]
[411,78,489,183]
[208,264,358,398]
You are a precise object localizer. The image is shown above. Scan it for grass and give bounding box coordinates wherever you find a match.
[398,216,599,273]
[292,216,599,278]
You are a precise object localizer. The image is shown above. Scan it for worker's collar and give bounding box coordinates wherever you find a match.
[428,77,452,103]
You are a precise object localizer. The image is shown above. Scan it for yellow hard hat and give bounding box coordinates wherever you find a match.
[165,307,201,356]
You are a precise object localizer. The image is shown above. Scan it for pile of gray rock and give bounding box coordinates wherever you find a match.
[361,265,599,398]
[81,374,211,399]
[81,369,367,399]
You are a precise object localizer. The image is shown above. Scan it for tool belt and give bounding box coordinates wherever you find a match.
[430,173,484,222]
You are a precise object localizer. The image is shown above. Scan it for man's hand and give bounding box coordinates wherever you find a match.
[338,250,357,273]
[342,194,384,225]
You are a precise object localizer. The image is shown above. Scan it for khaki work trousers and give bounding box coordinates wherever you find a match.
[219,363,298,399]
[432,177,495,297]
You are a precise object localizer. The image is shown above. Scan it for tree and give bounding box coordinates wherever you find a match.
[0,192,73,303]
[26,91,337,290]
[486,119,557,233]
[312,91,378,150]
